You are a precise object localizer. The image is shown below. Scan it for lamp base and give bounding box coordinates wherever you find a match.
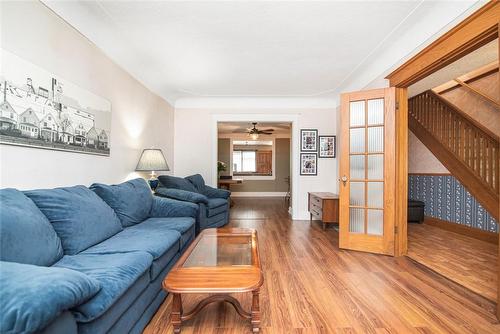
[148,175,159,190]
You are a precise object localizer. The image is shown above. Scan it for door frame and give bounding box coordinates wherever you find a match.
[385,0,499,318]
[210,113,300,218]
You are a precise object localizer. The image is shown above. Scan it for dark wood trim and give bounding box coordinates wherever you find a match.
[409,117,499,221]
[386,1,500,87]
[408,173,452,176]
[395,88,408,256]
[423,216,498,245]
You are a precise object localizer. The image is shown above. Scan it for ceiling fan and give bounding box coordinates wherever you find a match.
[246,122,274,139]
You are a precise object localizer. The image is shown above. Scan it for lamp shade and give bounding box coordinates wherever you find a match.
[135,149,170,172]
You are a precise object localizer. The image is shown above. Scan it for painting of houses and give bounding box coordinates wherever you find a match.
[0,50,111,156]
[19,108,40,138]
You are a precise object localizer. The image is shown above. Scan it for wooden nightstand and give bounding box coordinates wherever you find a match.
[308,192,339,230]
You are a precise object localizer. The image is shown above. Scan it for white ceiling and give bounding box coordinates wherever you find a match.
[44,1,480,105]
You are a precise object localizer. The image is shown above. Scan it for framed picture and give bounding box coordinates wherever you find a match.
[300,129,318,152]
[319,135,336,158]
[300,153,317,175]
[0,50,111,156]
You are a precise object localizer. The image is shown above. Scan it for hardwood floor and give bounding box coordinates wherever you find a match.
[144,198,500,333]
[408,222,498,302]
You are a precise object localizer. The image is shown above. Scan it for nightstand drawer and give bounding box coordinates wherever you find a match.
[310,195,322,208]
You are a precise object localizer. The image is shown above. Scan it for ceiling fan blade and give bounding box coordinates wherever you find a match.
[259,131,274,135]
[261,129,275,132]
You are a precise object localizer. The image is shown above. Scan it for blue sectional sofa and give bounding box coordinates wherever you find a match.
[0,178,198,334]
[155,174,230,234]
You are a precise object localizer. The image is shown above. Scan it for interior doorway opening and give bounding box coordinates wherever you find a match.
[211,114,299,218]
[405,38,499,302]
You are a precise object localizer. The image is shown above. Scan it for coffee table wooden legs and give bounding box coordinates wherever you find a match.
[170,291,260,333]
[251,289,261,333]
[171,293,182,334]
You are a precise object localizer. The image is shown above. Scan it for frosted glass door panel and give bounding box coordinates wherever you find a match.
[349,208,364,233]
[350,128,365,153]
[349,182,365,206]
[367,182,383,208]
[367,99,384,125]
[368,127,384,152]
[350,155,365,180]
[367,155,384,180]
[350,101,365,127]
[367,210,383,235]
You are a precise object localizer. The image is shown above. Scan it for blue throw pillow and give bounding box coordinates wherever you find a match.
[90,178,153,227]
[158,175,198,193]
[24,186,123,255]
[0,189,63,266]
[0,261,100,333]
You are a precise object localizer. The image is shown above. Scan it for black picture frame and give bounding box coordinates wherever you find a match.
[300,129,318,152]
[300,153,317,176]
[318,135,336,158]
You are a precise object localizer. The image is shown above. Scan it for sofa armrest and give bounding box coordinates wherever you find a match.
[150,196,198,218]
[203,185,231,199]
[0,261,100,334]
[155,187,209,205]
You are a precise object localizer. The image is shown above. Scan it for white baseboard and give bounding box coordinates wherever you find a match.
[231,192,287,197]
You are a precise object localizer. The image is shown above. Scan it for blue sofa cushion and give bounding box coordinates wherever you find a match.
[156,187,209,204]
[150,196,198,218]
[0,189,63,266]
[25,186,123,255]
[141,217,195,249]
[82,221,181,260]
[204,186,231,199]
[53,252,152,322]
[90,178,153,227]
[158,175,198,193]
[0,261,100,334]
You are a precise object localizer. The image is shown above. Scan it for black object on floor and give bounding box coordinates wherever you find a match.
[408,200,425,223]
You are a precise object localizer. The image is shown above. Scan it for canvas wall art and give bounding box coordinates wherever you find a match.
[0,50,111,156]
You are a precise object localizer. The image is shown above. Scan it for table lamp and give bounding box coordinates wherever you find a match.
[135,148,169,190]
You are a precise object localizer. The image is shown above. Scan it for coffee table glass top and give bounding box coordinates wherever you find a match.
[183,232,253,267]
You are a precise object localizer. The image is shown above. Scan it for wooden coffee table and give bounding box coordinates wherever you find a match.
[163,228,263,333]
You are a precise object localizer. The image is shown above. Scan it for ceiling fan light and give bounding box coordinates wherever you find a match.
[251,133,259,140]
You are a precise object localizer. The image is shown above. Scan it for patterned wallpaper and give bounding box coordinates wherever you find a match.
[408,174,498,233]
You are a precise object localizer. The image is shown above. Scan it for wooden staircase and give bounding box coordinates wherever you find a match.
[408,90,499,221]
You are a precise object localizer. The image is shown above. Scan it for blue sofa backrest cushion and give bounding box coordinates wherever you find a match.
[0,261,100,334]
[90,178,153,227]
[0,189,63,266]
[24,186,123,255]
[158,175,198,193]
[186,174,206,193]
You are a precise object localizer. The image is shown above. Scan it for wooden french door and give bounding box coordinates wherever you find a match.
[339,88,396,255]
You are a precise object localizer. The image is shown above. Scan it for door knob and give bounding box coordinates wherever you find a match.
[341,175,348,186]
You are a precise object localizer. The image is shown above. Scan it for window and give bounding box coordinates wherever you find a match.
[233,150,256,173]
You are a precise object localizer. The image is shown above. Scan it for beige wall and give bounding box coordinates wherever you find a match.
[408,131,449,174]
[218,138,290,192]
[0,1,174,189]
[217,138,231,177]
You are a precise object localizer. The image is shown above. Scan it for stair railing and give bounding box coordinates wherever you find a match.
[408,91,499,195]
